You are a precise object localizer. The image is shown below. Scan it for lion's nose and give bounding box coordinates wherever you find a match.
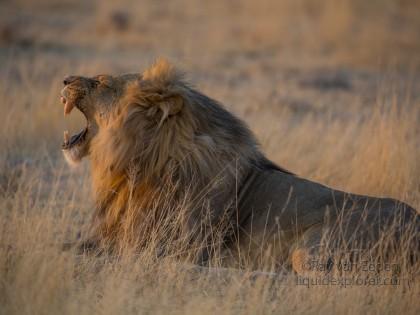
[63,76,78,85]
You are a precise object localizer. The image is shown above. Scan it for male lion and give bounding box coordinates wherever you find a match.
[61,59,418,274]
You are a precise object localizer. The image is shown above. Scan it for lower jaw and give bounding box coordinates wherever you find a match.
[61,127,90,166]
[62,148,82,167]
[62,144,88,167]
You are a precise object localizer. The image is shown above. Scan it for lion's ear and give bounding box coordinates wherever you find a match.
[140,58,186,124]
[145,92,184,123]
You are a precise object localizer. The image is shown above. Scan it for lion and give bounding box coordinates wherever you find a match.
[60,59,419,274]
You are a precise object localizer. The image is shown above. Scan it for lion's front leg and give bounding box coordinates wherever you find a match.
[61,232,102,256]
[76,238,102,255]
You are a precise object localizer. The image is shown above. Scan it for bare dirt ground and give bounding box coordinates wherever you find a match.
[0,0,419,314]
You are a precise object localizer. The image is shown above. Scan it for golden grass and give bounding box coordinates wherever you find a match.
[0,0,419,314]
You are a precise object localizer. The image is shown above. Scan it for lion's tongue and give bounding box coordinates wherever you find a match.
[62,128,87,149]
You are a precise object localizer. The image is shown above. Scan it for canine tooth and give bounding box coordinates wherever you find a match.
[64,102,74,115]
[64,130,69,143]
[60,96,66,104]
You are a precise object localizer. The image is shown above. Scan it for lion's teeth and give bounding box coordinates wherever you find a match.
[64,102,74,115]
[64,130,69,143]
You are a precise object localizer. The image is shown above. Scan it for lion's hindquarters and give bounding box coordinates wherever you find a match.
[290,199,419,275]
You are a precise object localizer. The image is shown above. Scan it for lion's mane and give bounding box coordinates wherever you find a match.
[87,59,269,254]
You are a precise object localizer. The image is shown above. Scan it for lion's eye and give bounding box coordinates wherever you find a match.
[94,75,115,90]
[89,80,100,89]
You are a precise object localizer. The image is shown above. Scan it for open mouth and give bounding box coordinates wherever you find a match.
[61,95,89,151]
[62,127,88,150]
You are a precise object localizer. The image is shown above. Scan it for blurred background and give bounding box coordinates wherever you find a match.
[2,0,420,67]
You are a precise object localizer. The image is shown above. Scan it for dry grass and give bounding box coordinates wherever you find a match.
[0,0,419,314]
